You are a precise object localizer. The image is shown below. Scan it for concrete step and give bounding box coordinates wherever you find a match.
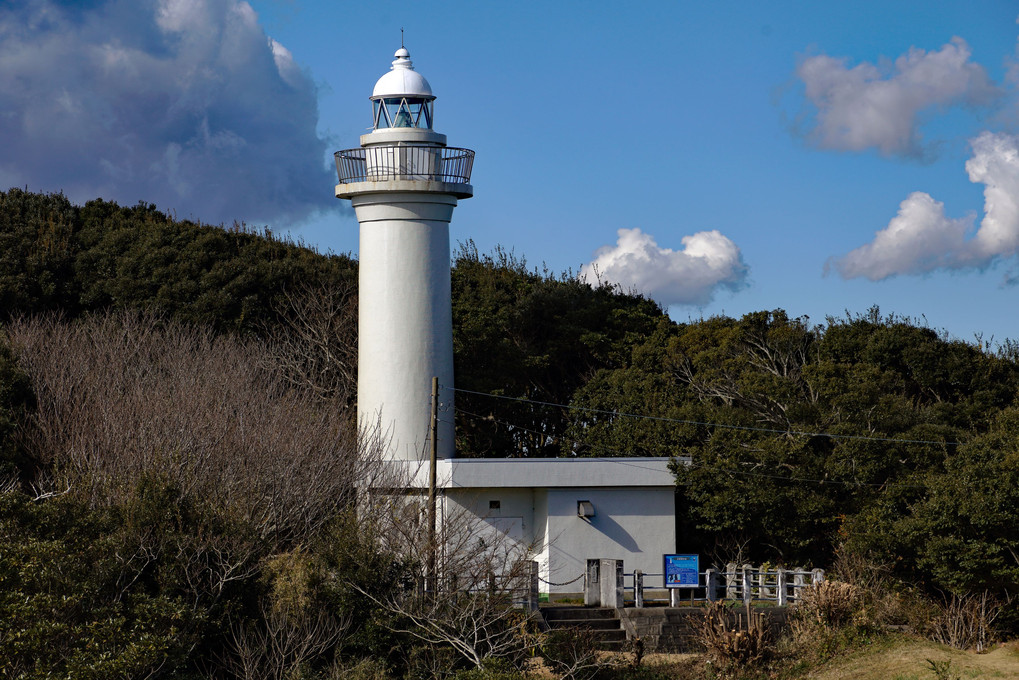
[551,627,627,650]
[542,606,619,621]
[597,635,628,651]
[550,623,619,632]
[541,607,626,651]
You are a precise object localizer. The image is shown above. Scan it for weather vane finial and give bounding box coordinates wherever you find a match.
[401,28,404,48]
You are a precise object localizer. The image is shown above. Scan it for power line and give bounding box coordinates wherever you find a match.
[451,386,962,447]
[452,407,929,489]
[698,464,928,490]
[453,407,632,458]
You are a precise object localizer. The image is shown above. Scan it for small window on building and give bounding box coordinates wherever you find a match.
[489,500,501,510]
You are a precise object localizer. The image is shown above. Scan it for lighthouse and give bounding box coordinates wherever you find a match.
[335,47,473,462]
[335,46,679,598]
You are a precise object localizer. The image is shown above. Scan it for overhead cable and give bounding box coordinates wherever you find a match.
[451,386,962,447]
[452,407,930,489]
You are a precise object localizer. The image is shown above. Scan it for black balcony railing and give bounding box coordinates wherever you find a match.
[334,145,474,184]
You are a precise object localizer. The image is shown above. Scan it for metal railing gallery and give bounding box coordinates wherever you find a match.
[334,145,475,185]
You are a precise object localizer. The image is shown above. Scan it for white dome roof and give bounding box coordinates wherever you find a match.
[372,48,434,99]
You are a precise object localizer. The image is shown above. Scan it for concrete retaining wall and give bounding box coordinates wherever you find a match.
[617,606,791,653]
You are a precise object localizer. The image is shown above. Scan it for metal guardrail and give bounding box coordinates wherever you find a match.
[334,145,475,184]
[410,561,540,612]
[620,567,825,607]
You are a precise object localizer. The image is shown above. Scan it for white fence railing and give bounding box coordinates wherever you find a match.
[584,558,824,608]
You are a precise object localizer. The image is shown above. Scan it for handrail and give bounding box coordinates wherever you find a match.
[335,145,475,184]
[619,566,825,607]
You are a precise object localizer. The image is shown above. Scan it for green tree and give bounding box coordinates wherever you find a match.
[564,308,1018,567]
[0,189,357,335]
[451,242,665,457]
[847,406,1019,596]
[562,318,697,457]
[73,198,356,334]
[0,188,79,317]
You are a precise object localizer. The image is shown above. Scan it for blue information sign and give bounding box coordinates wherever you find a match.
[664,554,699,589]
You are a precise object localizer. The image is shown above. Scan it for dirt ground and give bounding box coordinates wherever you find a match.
[523,652,704,678]
[554,639,1019,679]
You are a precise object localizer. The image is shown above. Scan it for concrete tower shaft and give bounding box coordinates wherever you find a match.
[335,48,473,462]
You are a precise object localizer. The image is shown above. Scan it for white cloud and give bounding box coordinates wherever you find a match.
[965,132,1019,259]
[0,0,336,226]
[830,131,1019,280]
[156,0,211,34]
[581,228,748,307]
[827,192,974,279]
[269,38,303,88]
[797,38,997,158]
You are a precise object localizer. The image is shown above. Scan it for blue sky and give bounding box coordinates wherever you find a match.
[3,0,1019,343]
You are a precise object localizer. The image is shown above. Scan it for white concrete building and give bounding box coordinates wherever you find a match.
[435,458,677,594]
[336,48,679,596]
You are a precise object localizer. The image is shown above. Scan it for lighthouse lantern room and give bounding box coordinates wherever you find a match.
[371,48,435,130]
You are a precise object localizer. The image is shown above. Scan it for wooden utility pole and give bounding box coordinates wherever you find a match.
[427,376,438,595]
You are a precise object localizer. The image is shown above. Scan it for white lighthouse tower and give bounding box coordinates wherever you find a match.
[335,47,474,462]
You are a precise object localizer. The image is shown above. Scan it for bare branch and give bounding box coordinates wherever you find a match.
[352,487,542,669]
[224,599,348,680]
[263,279,358,407]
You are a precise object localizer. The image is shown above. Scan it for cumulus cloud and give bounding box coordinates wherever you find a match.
[829,131,1019,280]
[581,228,748,307]
[0,0,336,226]
[796,38,997,158]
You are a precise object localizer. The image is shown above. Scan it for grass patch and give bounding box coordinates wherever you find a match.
[791,634,1019,680]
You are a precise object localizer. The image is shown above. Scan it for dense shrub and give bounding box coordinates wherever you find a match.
[697,601,772,678]
[798,581,863,631]
[0,489,210,678]
[0,188,357,333]
[0,335,34,487]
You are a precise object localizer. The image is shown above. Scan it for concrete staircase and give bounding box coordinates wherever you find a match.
[540,606,627,650]
[542,606,792,654]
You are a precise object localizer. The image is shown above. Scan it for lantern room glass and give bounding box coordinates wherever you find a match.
[373,97,433,130]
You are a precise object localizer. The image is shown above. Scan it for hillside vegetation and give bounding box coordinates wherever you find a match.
[1,189,1018,678]
[0,188,357,331]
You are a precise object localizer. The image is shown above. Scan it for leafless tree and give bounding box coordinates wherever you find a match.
[263,279,358,407]
[225,599,348,680]
[707,534,754,573]
[924,591,1009,652]
[8,310,383,551]
[540,627,613,680]
[354,486,542,669]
